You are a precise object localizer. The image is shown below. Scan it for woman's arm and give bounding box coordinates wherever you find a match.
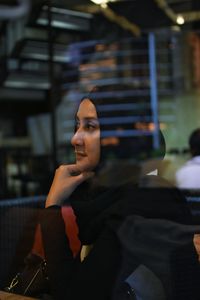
[39,164,94,299]
[45,164,94,207]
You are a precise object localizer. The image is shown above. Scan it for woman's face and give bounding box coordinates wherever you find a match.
[71,98,100,172]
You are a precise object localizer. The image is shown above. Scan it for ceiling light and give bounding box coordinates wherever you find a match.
[90,0,108,5]
[176,15,185,25]
[101,3,108,8]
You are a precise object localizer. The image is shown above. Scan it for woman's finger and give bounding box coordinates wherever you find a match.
[76,171,95,183]
[67,164,82,176]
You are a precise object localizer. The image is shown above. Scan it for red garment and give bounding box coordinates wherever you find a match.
[32,206,81,258]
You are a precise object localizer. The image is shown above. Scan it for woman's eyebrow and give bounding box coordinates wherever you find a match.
[76,115,99,123]
[84,117,98,121]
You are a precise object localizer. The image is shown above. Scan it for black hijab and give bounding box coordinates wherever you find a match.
[71,84,192,242]
[82,84,166,185]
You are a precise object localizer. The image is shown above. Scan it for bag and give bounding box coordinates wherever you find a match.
[5,253,51,299]
[114,215,200,300]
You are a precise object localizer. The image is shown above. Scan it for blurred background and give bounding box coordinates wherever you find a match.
[0,0,200,198]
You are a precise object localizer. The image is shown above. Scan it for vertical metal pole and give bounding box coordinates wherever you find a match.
[4,21,9,72]
[47,0,57,168]
[148,32,160,149]
[6,21,13,55]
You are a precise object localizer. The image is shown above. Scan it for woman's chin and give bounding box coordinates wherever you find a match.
[76,161,94,172]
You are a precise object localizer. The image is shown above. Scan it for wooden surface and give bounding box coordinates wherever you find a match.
[0,291,38,300]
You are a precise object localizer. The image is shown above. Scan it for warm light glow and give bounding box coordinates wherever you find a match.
[90,0,117,3]
[176,15,185,25]
[135,122,167,131]
[90,0,107,5]
[101,137,119,146]
[101,3,108,8]
[90,0,113,7]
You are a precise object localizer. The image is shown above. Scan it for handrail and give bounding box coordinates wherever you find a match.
[0,195,46,207]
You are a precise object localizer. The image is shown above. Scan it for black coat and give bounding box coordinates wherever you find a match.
[40,176,198,300]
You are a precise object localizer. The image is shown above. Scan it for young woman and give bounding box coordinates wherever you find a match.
[39,86,200,300]
[40,96,123,300]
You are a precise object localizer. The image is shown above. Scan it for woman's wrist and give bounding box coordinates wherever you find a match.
[45,204,61,209]
[45,196,62,208]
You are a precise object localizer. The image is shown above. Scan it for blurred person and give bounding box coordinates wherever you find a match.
[176,128,200,189]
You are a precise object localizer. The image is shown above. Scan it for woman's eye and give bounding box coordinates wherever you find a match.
[86,121,100,131]
[86,123,96,130]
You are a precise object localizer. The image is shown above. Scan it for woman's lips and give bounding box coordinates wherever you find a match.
[75,150,87,157]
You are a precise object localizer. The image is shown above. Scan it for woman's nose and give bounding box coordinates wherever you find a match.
[71,129,84,146]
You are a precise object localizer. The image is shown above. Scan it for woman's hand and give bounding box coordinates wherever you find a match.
[193,234,200,262]
[45,164,94,207]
